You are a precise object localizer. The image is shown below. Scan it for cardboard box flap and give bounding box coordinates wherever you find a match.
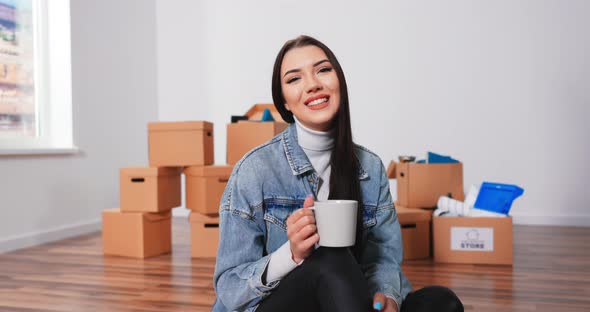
[184,165,233,178]
[148,121,213,132]
[387,161,397,179]
[143,211,172,222]
[244,104,283,121]
[396,206,432,223]
[121,167,182,178]
[189,212,220,224]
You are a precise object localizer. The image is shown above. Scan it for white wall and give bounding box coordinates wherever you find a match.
[0,0,159,252]
[156,0,590,225]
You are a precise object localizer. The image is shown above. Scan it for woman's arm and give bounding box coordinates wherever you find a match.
[360,161,405,307]
[214,210,276,310]
[213,164,278,311]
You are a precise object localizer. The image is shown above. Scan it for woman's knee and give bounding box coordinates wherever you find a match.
[429,286,463,311]
[402,285,463,312]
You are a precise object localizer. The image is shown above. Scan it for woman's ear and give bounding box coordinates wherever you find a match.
[285,103,291,111]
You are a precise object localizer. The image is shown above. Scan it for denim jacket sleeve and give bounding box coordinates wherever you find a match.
[213,162,278,311]
[359,161,406,305]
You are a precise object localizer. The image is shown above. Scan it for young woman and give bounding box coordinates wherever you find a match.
[212,35,463,312]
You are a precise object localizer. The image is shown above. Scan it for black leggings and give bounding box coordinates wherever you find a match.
[257,247,463,312]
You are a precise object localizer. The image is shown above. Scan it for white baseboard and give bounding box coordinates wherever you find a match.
[512,215,590,227]
[0,219,101,254]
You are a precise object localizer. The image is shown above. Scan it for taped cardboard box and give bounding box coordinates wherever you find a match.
[392,161,464,209]
[184,165,233,215]
[433,215,513,265]
[148,121,214,167]
[190,212,220,258]
[396,204,432,260]
[102,208,171,258]
[120,167,181,213]
[227,121,288,165]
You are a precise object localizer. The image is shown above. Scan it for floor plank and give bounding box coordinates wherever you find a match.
[0,218,589,311]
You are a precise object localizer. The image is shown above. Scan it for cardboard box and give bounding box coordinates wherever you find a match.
[184,165,233,215]
[397,205,432,260]
[148,121,214,167]
[394,161,464,208]
[226,121,288,165]
[433,215,513,265]
[102,208,171,258]
[120,167,181,213]
[190,213,220,258]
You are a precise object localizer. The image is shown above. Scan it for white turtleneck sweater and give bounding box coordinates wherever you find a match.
[264,117,334,284]
[294,117,334,201]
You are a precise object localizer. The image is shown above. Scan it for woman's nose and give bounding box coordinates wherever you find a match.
[306,76,322,93]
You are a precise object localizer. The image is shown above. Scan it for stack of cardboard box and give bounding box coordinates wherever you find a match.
[102,166,181,258]
[102,121,222,258]
[186,104,287,257]
[184,165,231,258]
[388,159,513,265]
[102,104,288,259]
[388,159,465,261]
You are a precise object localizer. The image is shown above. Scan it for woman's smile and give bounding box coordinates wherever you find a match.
[305,94,330,110]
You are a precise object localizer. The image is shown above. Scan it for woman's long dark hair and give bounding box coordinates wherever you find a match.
[271,35,364,259]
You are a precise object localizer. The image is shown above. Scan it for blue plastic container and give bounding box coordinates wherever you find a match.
[474,182,524,215]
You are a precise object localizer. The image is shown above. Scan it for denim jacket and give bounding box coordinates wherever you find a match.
[212,124,412,311]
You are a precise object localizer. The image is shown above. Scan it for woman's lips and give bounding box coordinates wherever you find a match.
[307,98,329,111]
[304,94,330,105]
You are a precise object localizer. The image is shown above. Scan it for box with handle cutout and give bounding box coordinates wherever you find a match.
[190,212,220,258]
[396,203,432,260]
[184,165,233,215]
[119,167,181,213]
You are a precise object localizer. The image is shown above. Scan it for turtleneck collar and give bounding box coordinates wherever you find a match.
[293,116,334,152]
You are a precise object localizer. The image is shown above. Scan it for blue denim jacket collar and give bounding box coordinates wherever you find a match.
[282,123,369,180]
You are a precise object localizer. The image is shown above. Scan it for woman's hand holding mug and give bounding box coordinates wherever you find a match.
[286,195,319,263]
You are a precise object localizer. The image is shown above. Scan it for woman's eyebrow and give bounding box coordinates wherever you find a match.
[283,59,331,78]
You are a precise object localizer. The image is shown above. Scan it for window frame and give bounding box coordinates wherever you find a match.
[0,0,76,155]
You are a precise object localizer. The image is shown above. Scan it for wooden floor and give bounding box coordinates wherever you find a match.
[1,219,589,312]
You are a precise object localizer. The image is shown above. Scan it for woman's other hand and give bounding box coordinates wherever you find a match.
[372,292,399,312]
[286,195,319,263]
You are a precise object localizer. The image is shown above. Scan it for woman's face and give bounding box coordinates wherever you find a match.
[280,45,340,131]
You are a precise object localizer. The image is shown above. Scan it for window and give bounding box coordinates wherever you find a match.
[0,0,75,154]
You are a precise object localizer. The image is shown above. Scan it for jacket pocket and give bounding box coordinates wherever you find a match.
[362,204,377,229]
[263,196,304,232]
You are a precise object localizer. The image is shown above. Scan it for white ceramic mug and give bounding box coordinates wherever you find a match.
[309,200,358,247]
